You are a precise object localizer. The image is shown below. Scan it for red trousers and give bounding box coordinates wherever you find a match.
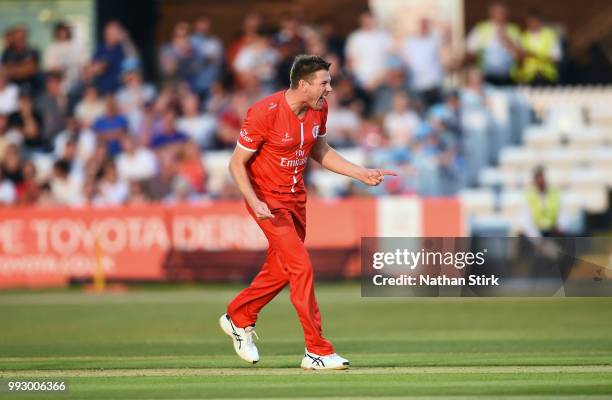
[227,198,335,356]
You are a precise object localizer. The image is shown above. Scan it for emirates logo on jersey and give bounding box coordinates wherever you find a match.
[280,149,307,168]
[281,132,293,142]
[312,124,320,138]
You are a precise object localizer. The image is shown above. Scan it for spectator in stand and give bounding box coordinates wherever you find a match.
[416,122,462,196]
[205,81,231,115]
[44,22,88,93]
[1,144,22,186]
[344,11,393,93]
[460,67,491,109]
[521,166,564,237]
[74,85,105,128]
[321,23,345,63]
[50,159,83,206]
[92,96,129,157]
[116,135,157,182]
[8,93,43,152]
[0,167,16,205]
[324,52,344,81]
[359,118,386,151]
[177,92,217,149]
[333,76,361,109]
[54,116,96,166]
[84,145,108,183]
[126,180,149,205]
[0,112,23,157]
[227,13,263,76]
[79,178,97,206]
[466,2,521,85]
[233,35,279,96]
[57,136,85,184]
[176,141,206,194]
[150,108,189,158]
[428,90,463,145]
[115,58,156,134]
[17,159,39,205]
[402,18,445,107]
[215,91,249,149]
[146,152,177,201]
[0,115,12,161]
[95,159,129,205]
[371,57,409,118]
[159,22,203,92]
[190,16,224,98]
[517,10,562,85]
[135,98,158,148]
[35,182,56,206]
[1,25,41,95]
[164,175,205,204]
[0,69,19,115]
[304,30,328,57]
[36,71,69,149]
[273,14,305,87]
[324,93,361,148]
[91,21,137,94]
[383,91,421,149]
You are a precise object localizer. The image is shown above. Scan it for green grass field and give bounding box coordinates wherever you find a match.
[1,283,611,399]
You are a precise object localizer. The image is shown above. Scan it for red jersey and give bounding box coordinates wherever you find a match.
[237,91,328,201]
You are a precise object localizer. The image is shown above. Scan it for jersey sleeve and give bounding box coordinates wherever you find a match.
[237,107,267,152]
[318,100,329,137]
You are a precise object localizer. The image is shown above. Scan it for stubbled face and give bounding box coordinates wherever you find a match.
[302,69,332,110]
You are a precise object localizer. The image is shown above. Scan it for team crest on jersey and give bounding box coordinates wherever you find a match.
[312,124,320,138]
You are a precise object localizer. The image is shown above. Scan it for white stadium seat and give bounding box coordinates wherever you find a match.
[459,189,496,217]
[202,150,232,195]
[524,126,562,150]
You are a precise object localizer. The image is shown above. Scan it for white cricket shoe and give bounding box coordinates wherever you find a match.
[219,313,259,364]
[301,349,350,370]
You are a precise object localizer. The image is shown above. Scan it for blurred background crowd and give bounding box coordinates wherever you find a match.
[0,0,611,237]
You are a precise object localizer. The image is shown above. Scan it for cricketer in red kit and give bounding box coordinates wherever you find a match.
[221,55,396,369]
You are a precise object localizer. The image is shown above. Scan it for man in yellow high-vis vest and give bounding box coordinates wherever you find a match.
[466,2,522,86]
[524,166,561,237]
[518,11,561,85]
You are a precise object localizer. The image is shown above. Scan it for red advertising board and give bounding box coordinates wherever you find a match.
[0,197,461,289]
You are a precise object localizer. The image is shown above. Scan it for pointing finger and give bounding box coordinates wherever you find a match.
[379,169,398,176]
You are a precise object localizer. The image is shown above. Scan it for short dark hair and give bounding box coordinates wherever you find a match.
[289,55,331,89]
[53,22,72,39]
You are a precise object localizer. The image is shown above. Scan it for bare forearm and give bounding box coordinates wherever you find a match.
[315,144,364,181]
[311,138,397,186]
[229,159,260,205]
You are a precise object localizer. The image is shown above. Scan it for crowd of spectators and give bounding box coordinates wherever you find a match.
[0,2,562,207]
